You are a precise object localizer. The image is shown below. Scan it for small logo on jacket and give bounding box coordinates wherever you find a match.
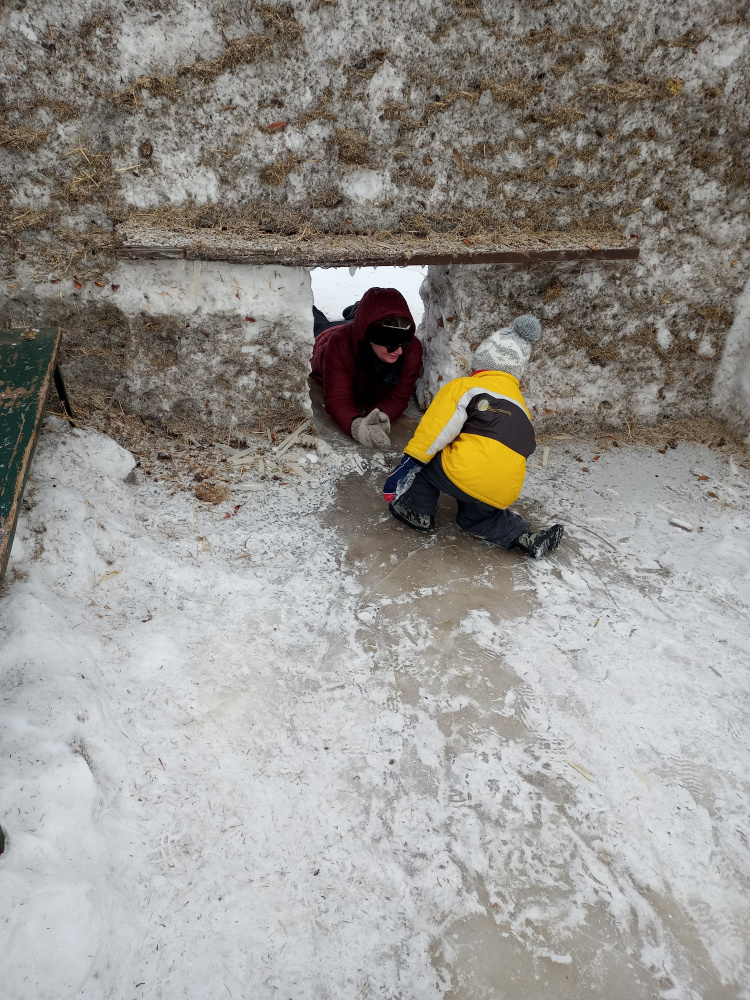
[476,398,512,416]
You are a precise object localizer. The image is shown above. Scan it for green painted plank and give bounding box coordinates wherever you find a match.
[0,327,61,589]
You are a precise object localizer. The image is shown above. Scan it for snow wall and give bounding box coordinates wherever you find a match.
[28,261,314,439]
[1,0,748,438]
[417,261,750,437]
[711,276,750,439]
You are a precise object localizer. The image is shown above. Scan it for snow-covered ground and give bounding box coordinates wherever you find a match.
[2,412,750,1000]
[311,265,427,326]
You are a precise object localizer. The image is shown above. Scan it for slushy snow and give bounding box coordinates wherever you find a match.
[1,416,749,999]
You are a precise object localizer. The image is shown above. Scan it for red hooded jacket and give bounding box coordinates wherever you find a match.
[310,287,423,435]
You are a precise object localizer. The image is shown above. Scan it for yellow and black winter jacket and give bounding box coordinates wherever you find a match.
[404,370,535,509]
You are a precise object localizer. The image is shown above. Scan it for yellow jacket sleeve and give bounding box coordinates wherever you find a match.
[403,380,469,464]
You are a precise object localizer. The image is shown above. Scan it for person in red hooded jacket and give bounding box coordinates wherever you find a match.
[310,287,423,449]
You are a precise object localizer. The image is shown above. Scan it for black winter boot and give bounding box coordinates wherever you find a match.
[389,500,435,533]
[515,524,564,558]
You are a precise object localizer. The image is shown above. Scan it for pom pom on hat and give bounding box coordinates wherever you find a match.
[471,313,542,379]
[512,314,542,343]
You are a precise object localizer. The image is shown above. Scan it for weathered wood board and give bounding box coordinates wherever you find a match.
[114,225,640,267]
[0,328,61,589]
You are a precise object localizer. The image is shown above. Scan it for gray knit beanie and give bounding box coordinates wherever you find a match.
[471,314,542,379]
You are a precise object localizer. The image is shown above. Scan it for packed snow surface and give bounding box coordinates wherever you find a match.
[1,417,750,999]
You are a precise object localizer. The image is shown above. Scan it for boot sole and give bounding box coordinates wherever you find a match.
[529,524,564,558]
[388,503,434,533]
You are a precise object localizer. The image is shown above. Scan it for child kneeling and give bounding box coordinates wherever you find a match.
[384,315,563,558]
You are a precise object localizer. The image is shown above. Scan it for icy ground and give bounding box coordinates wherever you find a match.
[1,411,750,1000]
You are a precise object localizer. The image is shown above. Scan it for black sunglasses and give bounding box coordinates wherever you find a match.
[367,319,415,349]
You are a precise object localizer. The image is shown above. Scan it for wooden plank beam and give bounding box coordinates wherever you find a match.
[314,247,641,266]
[114,226,640,267]
[1,328,61,589]
[116,246,640,266]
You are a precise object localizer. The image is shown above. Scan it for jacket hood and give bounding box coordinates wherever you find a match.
[352,287,415,343]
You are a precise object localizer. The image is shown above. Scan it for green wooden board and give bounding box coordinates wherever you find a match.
[1,328,61,589]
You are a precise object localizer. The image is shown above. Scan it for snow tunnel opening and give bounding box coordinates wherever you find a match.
[309,265,427,330]
[105,230,641,441]
[304,264,429,440]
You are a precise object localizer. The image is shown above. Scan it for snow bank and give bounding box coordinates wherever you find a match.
[712,276,750,440]
[2,1,747,438]
[415,265,472,407]
[20,261,313,440]
[417,261,743,435]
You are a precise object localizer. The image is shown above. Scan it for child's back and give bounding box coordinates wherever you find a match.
[404,369,535,509]
[385,314,564,558]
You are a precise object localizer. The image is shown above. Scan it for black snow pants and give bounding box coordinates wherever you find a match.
[313,301,360,339]
[399,453,530,550]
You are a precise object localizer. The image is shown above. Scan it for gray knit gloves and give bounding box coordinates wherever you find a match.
[351,408,391,449]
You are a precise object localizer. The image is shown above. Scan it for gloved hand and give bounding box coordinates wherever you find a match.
[351,408,391,449]
[383,455,423,501]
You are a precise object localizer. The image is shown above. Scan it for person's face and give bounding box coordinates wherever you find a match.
[371,341,403,363]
